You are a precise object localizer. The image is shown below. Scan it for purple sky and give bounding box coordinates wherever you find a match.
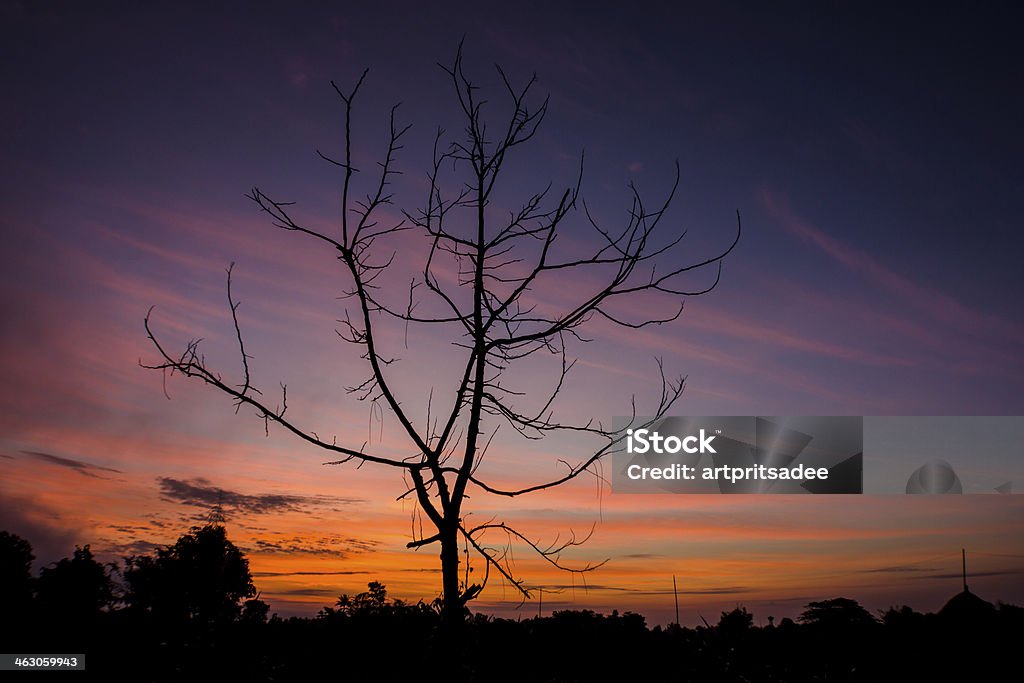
[1,2,1022,623]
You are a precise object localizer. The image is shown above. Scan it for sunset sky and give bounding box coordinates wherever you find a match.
[2,2,1022,625]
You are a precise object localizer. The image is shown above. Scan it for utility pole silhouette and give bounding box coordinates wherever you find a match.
[962,548,968,592]
[673,575,680,626]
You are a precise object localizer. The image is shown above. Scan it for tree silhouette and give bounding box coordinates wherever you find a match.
[123,523,256,627]
[35,544,116,624]
[335,580,389,616]
[718,605,754,635]
[4,528,1024,680]
[318,580,435,623]
[0,531,35,618]
[799,597,878,629]
[143,43,740,623]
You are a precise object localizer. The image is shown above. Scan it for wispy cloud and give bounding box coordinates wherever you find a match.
[680,305,915,367]
[157,477,362,516]
[858,565,937,574]
[249,534,378,557]
[926,569,1023,581]
[23,450,122,478]
[759,188,1024,343]
[253,570,371,577]
[104,539,164,557]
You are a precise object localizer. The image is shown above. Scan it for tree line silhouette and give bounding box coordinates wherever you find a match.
[2,524,1021,680]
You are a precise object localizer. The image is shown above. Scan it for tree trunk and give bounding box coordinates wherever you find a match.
[439,524,462,625]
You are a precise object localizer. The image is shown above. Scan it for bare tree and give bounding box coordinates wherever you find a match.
[143,44,740,624]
